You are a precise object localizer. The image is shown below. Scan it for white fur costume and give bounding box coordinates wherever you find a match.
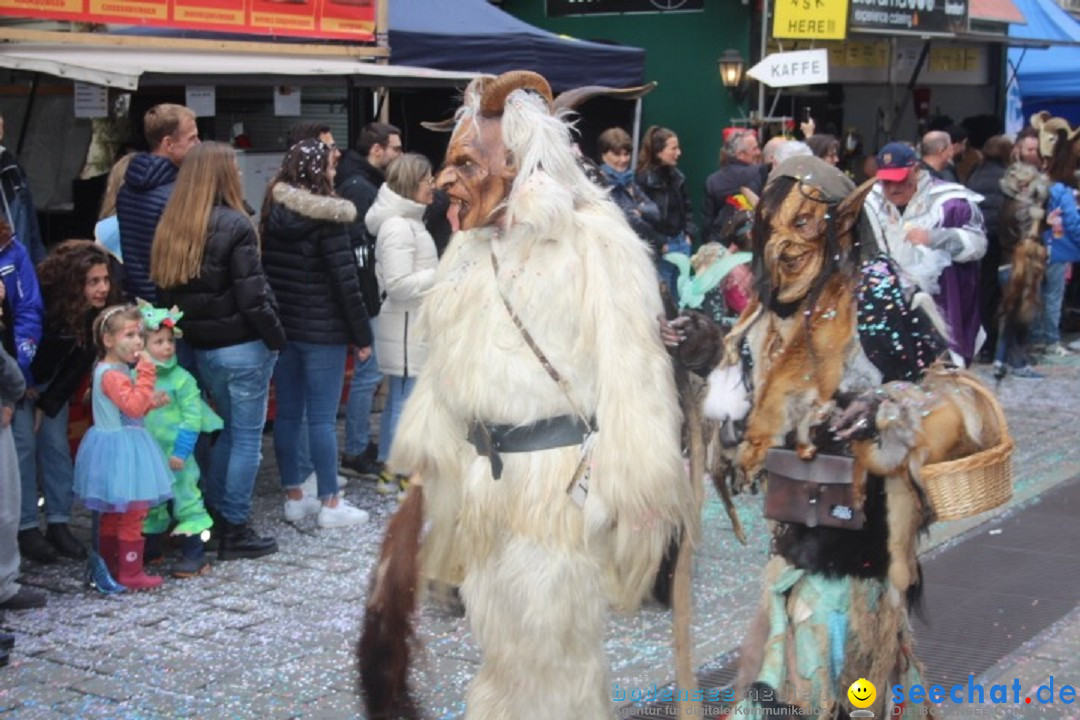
[386,93,689,719]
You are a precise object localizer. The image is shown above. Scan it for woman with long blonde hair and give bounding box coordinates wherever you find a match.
[151,141,284,560]
[94,153,135,260]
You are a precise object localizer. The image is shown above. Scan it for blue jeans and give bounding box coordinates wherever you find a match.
[659,233,692,305]
[1032,261,1067,346]
[196,340,277,525]
[273,342,347,500]
[378,375,417,464]
[0,425,21,602]
[12,393,73,529]
[344,347,383,456]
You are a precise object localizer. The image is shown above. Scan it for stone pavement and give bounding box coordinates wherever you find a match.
[2,350,1079,719]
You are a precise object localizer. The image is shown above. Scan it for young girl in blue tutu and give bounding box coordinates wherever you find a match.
[74,305,173,591]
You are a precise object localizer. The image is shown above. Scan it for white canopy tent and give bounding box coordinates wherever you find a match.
[0,42,479,90]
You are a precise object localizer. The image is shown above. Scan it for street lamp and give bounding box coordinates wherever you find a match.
[718,49,746,91]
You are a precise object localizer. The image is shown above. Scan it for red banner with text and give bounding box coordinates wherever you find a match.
[0,0,375,41]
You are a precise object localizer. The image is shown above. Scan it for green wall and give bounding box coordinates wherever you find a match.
[500,0,752,236]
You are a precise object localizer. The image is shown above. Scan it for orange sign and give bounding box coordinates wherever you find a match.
[0,0,375,41]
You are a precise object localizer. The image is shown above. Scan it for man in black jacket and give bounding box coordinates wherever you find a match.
[116,104,200,302]
[336,122,401,478]
[702,130,764,245]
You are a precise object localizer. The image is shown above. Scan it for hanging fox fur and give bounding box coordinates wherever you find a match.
[1002,237,1048,327]
[999,161,1050,334]
[834,370,1003,596]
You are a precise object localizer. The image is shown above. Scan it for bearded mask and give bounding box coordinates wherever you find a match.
[754,156,874,305]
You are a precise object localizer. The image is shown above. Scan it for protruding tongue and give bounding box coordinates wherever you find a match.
[447,200,461,233]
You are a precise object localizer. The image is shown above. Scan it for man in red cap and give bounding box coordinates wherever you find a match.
[863,141,988,366]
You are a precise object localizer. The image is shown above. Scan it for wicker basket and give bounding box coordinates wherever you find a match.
[921,374,1014,521]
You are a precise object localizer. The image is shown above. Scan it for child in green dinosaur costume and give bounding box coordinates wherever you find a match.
[139,304,223,578]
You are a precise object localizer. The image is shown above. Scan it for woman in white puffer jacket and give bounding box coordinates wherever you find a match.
[365,153,438,495]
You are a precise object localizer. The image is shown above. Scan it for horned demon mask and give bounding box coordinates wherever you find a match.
[436,71,657,232]
[442,72,553,231]
[753,157,874,306]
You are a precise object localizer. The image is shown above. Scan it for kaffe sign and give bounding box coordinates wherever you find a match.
[773,0,849,40]
[746,48,830,87]
[848,0,968,35]
[0,0,375,41]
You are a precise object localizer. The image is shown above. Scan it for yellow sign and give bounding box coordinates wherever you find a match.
[773,0,849,40]
[768,40,886,68]
[929,47,980,73]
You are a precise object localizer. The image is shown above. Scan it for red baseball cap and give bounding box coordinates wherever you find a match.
[875,142,917,182]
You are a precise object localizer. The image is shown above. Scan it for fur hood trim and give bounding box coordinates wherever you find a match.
[271,183,357,223]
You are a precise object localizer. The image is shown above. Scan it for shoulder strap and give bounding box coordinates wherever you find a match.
[490,249,594,432]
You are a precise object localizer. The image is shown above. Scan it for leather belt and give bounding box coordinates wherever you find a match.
[467,415,594,480]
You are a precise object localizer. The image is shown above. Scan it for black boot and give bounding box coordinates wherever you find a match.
[172,535,211,578]
[217,522,277,561]
[143,533,165,566]
[0,632,14,651]
[18,528,57,564]
[45,524,87,560]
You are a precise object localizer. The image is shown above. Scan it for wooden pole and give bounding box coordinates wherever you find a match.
[376,0,390,124]
[673,376,705,718]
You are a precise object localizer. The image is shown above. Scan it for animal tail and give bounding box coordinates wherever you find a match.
[359,477,425,720]
[911,291,952,346]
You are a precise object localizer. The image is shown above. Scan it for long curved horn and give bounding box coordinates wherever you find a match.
[479,70,553,117]
[420,74,494,132]
[421,119,457,133]
[552,81,658,111]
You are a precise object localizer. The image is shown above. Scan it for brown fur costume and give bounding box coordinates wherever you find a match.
[707,157,1001,717]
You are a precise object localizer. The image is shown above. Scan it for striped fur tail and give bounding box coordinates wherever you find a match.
[359,478,425,719]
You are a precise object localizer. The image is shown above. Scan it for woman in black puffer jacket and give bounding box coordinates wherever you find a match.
[636,125,697,303]
[152,141,285,559]
[259,138,372,530]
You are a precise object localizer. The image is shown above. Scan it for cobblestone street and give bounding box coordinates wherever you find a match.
[2,354,1080,719]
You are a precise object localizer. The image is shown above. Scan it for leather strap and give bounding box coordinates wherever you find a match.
[467,415,593,480]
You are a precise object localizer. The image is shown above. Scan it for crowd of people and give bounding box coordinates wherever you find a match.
[0,95,1077,688]
[0,105,446,628]
[603,116,1079,380]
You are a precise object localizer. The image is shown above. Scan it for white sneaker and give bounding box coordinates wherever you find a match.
[1067,338,1080,352]
[284,495,321,522]
[300,472,349,498]
[317,498,370,529]
[1044,343,1072,357]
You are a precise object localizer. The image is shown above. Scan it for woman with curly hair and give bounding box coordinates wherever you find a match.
[14,240,122,564]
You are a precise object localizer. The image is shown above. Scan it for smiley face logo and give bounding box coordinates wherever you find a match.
[848,678,877,708]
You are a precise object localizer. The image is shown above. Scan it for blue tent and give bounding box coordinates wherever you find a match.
[388,0,646,92]
[112,0,646,92]
[1008,0,1080,122]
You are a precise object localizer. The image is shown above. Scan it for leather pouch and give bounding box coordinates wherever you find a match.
[763,448,865,530]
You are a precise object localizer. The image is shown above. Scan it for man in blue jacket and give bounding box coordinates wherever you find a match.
[116,104,200,302]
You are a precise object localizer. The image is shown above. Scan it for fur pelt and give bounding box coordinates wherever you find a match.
[1002,237,1048,327]
[270,182,358,223]
[724,176,874,480]
[837,369,1003,595]
[382,170,690,718]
